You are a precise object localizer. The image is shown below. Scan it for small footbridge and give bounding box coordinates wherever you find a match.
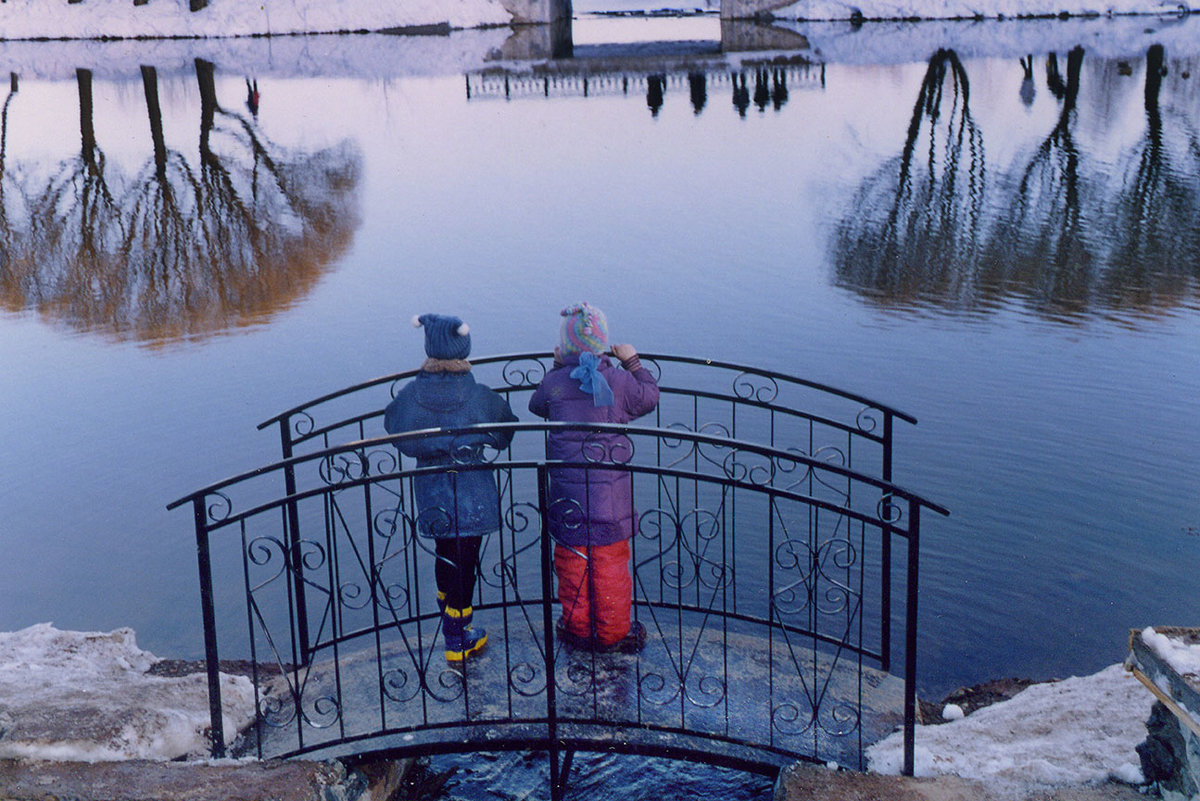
[169,353,947,796]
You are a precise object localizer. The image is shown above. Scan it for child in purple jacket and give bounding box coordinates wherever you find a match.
[528,303,659,652]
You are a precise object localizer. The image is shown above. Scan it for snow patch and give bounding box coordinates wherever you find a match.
[868,664,1153,790]
[1141,627,1200,680]
[0,623,255,762]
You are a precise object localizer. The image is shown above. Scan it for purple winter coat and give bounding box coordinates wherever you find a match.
[528,354,660,548]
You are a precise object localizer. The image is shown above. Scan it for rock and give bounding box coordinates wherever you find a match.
[0,758,370,801]
[1137,701,1199,800]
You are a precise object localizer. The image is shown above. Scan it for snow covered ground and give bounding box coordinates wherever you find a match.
[3,621,1195,798]
[868,664,1153,789]
[0,0,1190,39]
[0,624,253,762]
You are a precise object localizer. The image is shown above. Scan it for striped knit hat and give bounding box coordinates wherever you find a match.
[559,303,609,357]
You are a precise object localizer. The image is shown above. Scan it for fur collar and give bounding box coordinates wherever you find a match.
[421,358,472,374]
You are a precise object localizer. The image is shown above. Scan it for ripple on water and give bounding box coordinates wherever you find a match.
[426,750,774,800]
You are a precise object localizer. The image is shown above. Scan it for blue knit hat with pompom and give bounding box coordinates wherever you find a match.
[413,313,471,360]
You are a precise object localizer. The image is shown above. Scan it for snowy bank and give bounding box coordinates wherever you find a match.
[868,663,1153,792]
[0,624,254,761]
[0,621,1160,790]
[1141,627,1200,682]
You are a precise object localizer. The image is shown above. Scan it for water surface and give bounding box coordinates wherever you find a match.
[0,17,1198,704]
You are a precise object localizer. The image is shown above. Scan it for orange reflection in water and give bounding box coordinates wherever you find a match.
[0,61,362,345]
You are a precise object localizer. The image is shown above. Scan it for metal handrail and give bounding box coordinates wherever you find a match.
[256,351,917,437]
[171,422,946,516]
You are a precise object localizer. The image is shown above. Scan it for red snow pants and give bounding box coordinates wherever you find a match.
[554,539,632,646]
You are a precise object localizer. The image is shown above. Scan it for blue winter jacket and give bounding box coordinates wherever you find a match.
[384,369,518,538]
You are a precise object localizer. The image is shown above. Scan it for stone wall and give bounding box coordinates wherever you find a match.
[1129,627,1200,801]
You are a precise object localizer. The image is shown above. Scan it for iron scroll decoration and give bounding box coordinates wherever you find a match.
[291,410,316,438]
[732,371,780,404]
[204,490,233,523]
[500,356,550,388]
[636,505,729,593]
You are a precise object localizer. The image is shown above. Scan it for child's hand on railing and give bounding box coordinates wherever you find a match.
[610,343,637,363]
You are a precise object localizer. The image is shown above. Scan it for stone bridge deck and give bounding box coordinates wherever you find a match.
[252,617,905,772]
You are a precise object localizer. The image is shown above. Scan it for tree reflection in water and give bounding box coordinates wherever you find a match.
[23,68,128,326]
[835,44,1200,319]
[1102,44,1200,311]
[0,61,361,343]
[833,49,985,307]
[982,47,1092,315]
[0,72,28,311]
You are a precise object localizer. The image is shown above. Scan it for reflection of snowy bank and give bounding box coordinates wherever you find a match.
[1,15,1199,84]
[0,0,1191,38]
[0,29,516,82]
[0,624,253,761]
[789,13,1200,63]
[0,0,509,40]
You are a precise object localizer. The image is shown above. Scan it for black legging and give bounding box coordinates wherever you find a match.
[435,536,482,610]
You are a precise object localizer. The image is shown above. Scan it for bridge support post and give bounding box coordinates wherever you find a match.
[193,496,226,758]
[537,465,569,799]
[499,0,571,26]
[277,418,313,666]
[903,502,921,777]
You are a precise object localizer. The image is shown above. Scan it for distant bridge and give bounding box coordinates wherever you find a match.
[169,353,946,798]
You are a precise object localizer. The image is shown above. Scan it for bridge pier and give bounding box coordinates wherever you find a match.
[719,0,800,19]
[494,0,810,52]
[499,0,572,26]
[497,0,802,26]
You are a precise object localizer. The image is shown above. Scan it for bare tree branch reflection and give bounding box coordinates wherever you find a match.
[1100,44,1200,311]
[21,68,128,327]
[119,64,202,340]
[0,74,24,302]
[981,47,1094,316]
[833,49,985,307]
[186,58,362,340]
[2,62,361,343]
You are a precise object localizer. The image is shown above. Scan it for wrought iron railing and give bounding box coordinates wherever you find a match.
[256,353,918,680]
[258,352,914,474]
[171,371,946,792]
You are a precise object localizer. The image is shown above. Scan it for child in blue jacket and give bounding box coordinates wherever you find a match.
[384,314,517,661]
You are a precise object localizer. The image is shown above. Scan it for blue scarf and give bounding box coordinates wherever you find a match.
[570,352,614,407]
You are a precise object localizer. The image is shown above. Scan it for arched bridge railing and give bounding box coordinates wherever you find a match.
[169,417,947,791]
[259,352,914,483]
[257,353,919,694]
